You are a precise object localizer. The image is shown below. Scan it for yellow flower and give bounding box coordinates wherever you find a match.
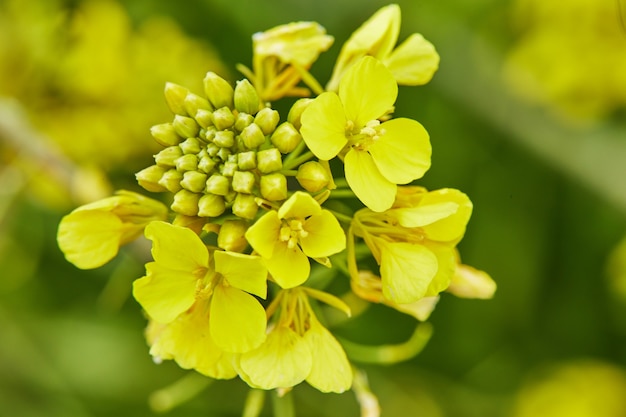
[447,262,496,299]
[245,191,345,288]
[132,221,268,355]
[301,56,431,212]
[326,4,440,91]
[350,187,473,303]
[235,288,352,393]
[57,190,168,269]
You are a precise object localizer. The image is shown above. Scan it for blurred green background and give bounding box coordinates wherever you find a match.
[2,0,626,416]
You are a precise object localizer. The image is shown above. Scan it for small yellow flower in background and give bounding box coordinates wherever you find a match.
[245,191,346,288]
[326,3,440,92]
[133,221,268,355]
[236,288,352,393]
[57,191,168,269]
[301,56,431,212]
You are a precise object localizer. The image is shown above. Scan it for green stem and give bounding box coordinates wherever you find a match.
[242,389,266,417]
[328,189,356,199]
[282,151,314,170]
[327,209,353,225]
[272,389,296,417]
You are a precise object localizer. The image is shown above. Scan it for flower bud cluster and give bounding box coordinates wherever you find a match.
[136,74,304,220]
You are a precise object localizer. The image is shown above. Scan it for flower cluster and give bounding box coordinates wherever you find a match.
[57,3,494,413]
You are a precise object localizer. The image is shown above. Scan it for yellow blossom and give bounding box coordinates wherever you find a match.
[132,221,268,355]
[326,4,440,91]
[57,190,168,269]
[245,191,345,288]
[301,56,431,212]
[236,288,352,393]
[447,262,496,299]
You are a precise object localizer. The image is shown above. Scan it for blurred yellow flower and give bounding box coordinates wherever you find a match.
[301,56,431,212]
[326,3,440,91]
[245,191,345,288]
[57,190,168,269]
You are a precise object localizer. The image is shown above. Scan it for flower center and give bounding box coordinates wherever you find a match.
[279,219,309,249]
[347,119,385,151]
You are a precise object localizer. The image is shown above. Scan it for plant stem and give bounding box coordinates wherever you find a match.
[272,389,296,417]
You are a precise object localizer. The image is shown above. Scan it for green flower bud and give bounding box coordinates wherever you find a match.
[173,115,200,138]
[221,160,238,177]
[175,154,198,172]
[234,113,255,133]
[179,137,202,154]
[180,171,208,193]
[257,148,283,173]
[260,173,288,201]
[158,169,183,192]
[136,165,168,192]
[287,98,313,130]
[232,193,258,219]
[206,143,220,157]
[154,146,183,167]
[184,92,212,117]
[203,72,234,109]
[240,123,266,149]
[150,123,182,147]
[254,107,280,135]
[213,130,234,148]
[296,161,330,192]
[217,147,231,161]
[237,151,256,170]
[203,127,217,142]
[270,122,302,153]
[196,109,214,129]
[164,82,189,116]
[232,171,256,193]
[171,190,200,216]
[234,79,261,114]
[198,193,226,217]
[212,107,235,131]
[217,219,248,252]
[206,174,230,195]
[198,156,217,173]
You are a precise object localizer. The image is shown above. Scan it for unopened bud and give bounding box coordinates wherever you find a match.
[237,151,256,170]
[287,98,312,130]
[234,113,255,133]
[254,107,280,135]
[296,161,330,192]
[214,130,235,148]
[212,107,235,131]
[257,148,283,173]
[270,122,302,153]
[217,220,248,252]
[173,115,200,138]
[171,190,200,216]
[232,171,256,193]
[136,165,168,192]
[195,109,213,129]
[221,160,238,177]
[158,169,183,192]
[240,123,266,149]
[234,79,261,114]
[180,171,208,193]
[151,123,182,147]
[203,72,234,109]
[179,137,202,155]
[154,146,183,167]
[232,193,258,219]
[175,154,198,172]
[206,174,230,195]
[184,92,212,117]
[260,173,288,201]
[164,82,190,115]
[198,193,226,217]
[198,156,217,173]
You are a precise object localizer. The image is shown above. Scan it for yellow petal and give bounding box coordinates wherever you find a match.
[383,33,440,85]
[214,250,267,299]
[300,92,348,160]
[339,56,397,127]
[278,191,322,219]
[148,302,237,379]
[424,244,457,297]
[379,241,439,304]
[301,210,346,258]
[57,210,123,269]
[369,118,431,184]
[421,189,473,243]
[390,202,460,228]
[265,242,310,288]
[146,221,209,270]
[245,210,281,258]
[304,319,352,393]
[210,284,266,353]
[132,262,198,323]
[239,326,312,390]
[344,149,396,212]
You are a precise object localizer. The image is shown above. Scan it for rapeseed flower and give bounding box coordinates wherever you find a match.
[245,191,345,288]
[301,56,431,212]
